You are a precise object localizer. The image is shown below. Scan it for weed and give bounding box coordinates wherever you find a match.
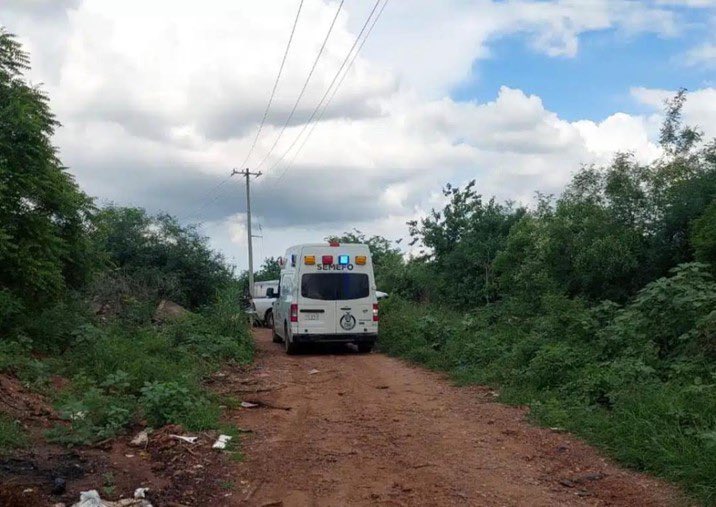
[0,415,27,452]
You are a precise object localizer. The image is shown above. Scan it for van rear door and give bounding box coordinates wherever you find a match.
[297,273,336,335]
[299,272,372,334]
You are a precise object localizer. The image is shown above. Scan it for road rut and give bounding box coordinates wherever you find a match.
[227,330,684,506]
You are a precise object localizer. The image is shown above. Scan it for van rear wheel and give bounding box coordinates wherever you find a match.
[267,312,282,343]
[284,323,299,355]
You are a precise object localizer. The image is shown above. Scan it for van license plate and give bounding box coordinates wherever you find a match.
[305,313,319,320]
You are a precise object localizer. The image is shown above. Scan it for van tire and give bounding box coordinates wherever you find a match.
[271,315,282,343]
[285,323,299,355]
[266,310,277,335]
[357,343,373,354]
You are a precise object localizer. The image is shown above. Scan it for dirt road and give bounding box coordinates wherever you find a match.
[226,330,684,506]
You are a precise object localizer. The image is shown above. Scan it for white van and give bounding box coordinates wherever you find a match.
[272,242,379,354]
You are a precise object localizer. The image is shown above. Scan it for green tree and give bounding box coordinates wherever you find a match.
[92,206,233,309]
[691,199,716,269]
[255,257,281,281]
[327,230,404,291]
[407,181,524,306]
[0,30,94,305]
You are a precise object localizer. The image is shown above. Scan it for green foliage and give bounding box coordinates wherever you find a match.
[407,181,525,306]
[692,199,716,269]
[375,92,716,504]
[327,230,404,291]
[0,30,94,305]
[46,386,134,446]
[255,257,281,282]
[0,415,27,452]
[91,207,233,309]
[44,285,250,444]
[0,33,251,448]
[139,381,218,429]
[380,264,716,502]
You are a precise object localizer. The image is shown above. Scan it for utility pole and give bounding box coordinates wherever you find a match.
[232,168,262,297]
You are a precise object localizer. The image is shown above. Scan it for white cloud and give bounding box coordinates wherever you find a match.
[684,42,716,67]
[631,86,716,139]
[2,0,714,269]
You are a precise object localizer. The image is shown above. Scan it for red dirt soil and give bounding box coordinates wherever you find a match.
[223,329,688,507]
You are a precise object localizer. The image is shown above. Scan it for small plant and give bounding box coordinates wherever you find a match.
[0,416,27,452]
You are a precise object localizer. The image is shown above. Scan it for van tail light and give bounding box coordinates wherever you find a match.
[290,304,298,323]
[373,303,379,322]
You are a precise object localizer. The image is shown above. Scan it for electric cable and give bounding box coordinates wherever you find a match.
[254,0,345,171]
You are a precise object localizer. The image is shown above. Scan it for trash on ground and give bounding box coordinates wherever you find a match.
[130,429,149,447]
[240,401,259,408]
[212,434,233,450]
[134,488,149,499]
[71,489,153,507]
[170,434,198,444]
[308,369,320,375]
[71,411,87,421]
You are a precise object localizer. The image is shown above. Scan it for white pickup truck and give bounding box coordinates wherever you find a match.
[248,280,279,327]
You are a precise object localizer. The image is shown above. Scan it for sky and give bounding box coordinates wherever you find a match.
[2,0,716,270]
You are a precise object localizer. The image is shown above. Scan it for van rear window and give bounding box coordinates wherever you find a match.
[301,273,369,300]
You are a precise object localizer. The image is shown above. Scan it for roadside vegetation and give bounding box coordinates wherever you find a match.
[0,30,251,448]
[370,92,716,503]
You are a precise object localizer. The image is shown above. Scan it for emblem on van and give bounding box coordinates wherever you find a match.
[339,312,356,330]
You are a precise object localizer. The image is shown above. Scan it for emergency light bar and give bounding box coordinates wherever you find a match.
[304,255,315,265]
[322,255,333,265]
[338,255,349,265]
[355,255,367,265]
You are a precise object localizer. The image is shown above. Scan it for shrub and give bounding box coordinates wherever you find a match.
[0,415,27,452]
[139,381,217,429]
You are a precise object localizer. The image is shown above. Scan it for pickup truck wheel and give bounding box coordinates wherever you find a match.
[284,323,299,355]
[357,343,373,354]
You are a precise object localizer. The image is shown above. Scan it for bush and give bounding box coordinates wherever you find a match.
[140,381,218,429]
[379,264,716,503]
[0,415,27,452]
[47,386,134,446]
[42,285,251,443]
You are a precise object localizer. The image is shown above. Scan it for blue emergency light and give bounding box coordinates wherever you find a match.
[338,255,350,265]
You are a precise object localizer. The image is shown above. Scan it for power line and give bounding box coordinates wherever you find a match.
[273,0,390,181]
[254,0,345,171]
[239,0,304,169]
[178,0,305,224]
[178,172,233,223]
[262,0,386,180]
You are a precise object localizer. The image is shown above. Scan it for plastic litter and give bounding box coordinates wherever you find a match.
[308,369,320,375]
[212,434,233,450]
[240,401,259,408]
[170,434,198,444]
[134,488,149,499]
[71,489,153,507]
[130,430,149,447]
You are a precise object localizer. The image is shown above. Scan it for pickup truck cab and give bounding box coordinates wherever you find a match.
[272,242,379,354]
[248,280,278,327]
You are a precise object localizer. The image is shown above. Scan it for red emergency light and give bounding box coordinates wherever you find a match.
[322,255,333,265]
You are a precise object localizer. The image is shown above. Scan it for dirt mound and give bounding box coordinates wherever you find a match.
[0,374,56,426]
